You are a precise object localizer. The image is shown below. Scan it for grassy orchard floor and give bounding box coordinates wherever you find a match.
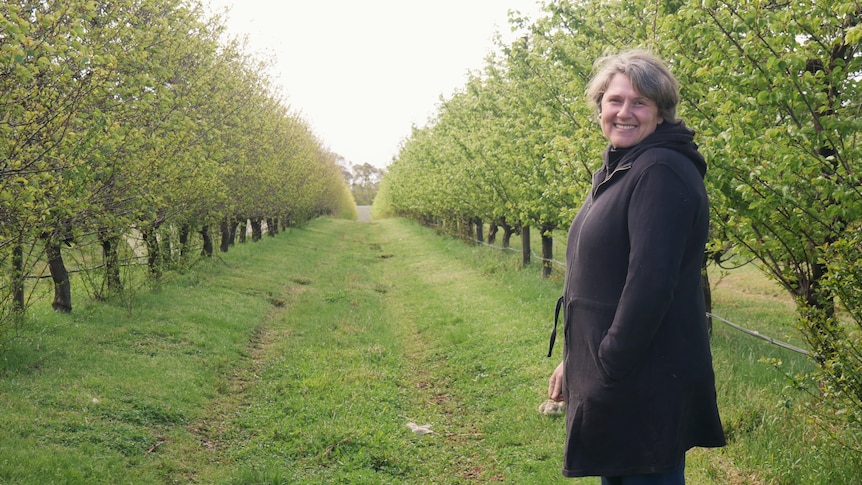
[1,217,860,484]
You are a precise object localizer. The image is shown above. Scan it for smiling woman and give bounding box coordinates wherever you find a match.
[586,50,682,149]
[548,49,725,483]
[204,0,544,169]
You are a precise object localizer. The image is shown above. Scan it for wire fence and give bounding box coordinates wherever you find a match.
[706,312,810,355]
[15,225,812,358]
[469,234,811,357]
[473,238,567,267]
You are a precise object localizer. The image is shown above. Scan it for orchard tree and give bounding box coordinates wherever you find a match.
[0,1,111,314]
[665,0,862,425]
[490,17,601,274]
[432,75,516,242]
[381,124,451,225]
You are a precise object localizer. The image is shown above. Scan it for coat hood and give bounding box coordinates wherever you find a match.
[603,121,706,177]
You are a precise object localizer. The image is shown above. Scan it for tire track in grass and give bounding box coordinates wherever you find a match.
[178,222,342,483]
[180,270,311,482]
[375,222,510,481]
[374,220,574,484]
[181,218,426,483]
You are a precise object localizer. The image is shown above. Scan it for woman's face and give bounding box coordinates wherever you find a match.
[600,73,663,148]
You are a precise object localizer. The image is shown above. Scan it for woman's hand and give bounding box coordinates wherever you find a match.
[548,360,565,401]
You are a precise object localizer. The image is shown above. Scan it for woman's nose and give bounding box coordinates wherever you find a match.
[617,100,632,117]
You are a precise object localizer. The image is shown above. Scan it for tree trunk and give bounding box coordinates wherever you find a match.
[801,260,838,363]
[160,229,172,267]
[267,217,277,236]
[220,217,231,253]
[250,218,262,242]
[12,243,24,311]
[459,215,472,241]
[45,238,72,313]
[474,218,484,244]
[438,215,450,236]
[487,223,498,246]
[521,225,531,267]
[228,216,238,246]
[142,226,161,277]
[238,218,248,243]
[179,224,190,257]
[502,222,514,249]
[200,225,213,257]
[541,223,554,278]
[101,234,122,293]
[805,261,835,316]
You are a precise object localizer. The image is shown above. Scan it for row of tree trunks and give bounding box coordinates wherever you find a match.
[467,218,545,274]
[15,212,298,319]
[38,218,272,315]
[485,219,514,248]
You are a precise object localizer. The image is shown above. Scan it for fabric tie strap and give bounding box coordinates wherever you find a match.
[548,296,564,357]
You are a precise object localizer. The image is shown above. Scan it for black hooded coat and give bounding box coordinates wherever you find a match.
[561,122,726,477]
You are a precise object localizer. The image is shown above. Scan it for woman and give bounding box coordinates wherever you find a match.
[547,50,725,484]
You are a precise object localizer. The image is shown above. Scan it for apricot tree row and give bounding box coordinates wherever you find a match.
[1,1,355,324]
[377,0,862,432]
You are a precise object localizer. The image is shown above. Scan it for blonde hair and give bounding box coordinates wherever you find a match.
[586,49,680,123]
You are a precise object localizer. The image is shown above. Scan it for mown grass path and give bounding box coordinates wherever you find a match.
[181,217,571,484]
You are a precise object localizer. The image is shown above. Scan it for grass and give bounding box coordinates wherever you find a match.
[1,217,860,483]
[699,263,862,484]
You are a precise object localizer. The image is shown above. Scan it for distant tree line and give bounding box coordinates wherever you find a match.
[1,1,355,333]
[340,160,385,205]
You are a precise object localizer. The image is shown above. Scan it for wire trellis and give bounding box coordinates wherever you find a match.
[469,235,811,357]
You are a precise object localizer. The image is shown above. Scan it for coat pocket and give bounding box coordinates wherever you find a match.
[564,298,617,390]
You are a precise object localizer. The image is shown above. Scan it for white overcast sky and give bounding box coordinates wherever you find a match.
[204,1,544,169]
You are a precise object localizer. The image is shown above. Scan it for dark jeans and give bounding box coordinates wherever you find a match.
[600,457,685,485]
